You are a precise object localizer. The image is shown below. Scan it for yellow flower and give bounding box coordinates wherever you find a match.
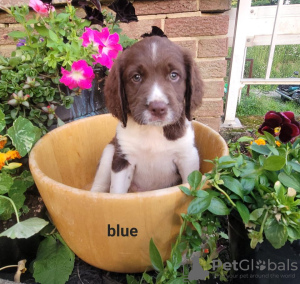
[275,141,281,147]
[5,150,22,160]
[0,135,7,150]
[274,127,281,135]
[251,138,266,146]
[0,153,7,170]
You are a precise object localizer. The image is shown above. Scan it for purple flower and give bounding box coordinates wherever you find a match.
[258,111,300,143]
[17,38,26,47]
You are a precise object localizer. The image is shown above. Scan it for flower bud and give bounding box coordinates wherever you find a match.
[287,187,296,197]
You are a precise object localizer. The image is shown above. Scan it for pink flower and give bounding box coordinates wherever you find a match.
[29,0,55,16]
[81,27,122,69]
[60,60,95,90]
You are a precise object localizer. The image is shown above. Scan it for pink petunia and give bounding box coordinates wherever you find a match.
[60,60,95,90]
[81,27,122,69]
[29,0,55,16]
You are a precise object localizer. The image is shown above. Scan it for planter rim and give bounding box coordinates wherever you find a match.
[29,113,229,199]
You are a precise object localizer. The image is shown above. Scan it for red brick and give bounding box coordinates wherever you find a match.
[0,45,16,57]
[165,14,229,38]
[134,0,197,15]
[198,37,228,58]
[193,99,223,117]
[194,116,222,132]
[199,0,231,12]
[172,40,197,58]
[0,25,24,45]
[202,80,224,98]
[119,19,162,40]
[197,59,227,79]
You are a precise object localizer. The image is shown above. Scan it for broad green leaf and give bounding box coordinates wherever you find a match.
[171,245,182,270]
[35,25,49,37]
[250,144,271,155]
[207,197,230,215]
[218,156,236,169]
[49,30,58,42]
[195,189,209,198]
[237,136,254,143]
[149,238,164,272]
[179,186,191,196]
[187,195,211,215]
[8,31,27,38]
[264,217,288,249]
[7,117,41,157]
[278,172,300,192]
[263,155,285,171]
[236,201,250,224]
[263,131,276,145]
[222,175,244,199]
[8,57,22,67]
[0,172,14,195]
[287,161,300,173]
[0,197,14,219]
[249,208,265,221]
[167,278,186,284]
[0,109,5,132]
[241,178,255,194]
[192,221,202,236]
[33,234,75,284]
[287,226,300,241]
[187,171,202,190]
[0,217,48,239]
[142,272,153,284]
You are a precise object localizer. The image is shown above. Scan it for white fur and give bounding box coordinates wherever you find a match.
[91,117,199,194]
[151,42,157,61]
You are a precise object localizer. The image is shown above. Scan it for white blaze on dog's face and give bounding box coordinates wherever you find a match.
[120,37,188,126]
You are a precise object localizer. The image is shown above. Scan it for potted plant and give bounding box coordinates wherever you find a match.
[0,0,137,282]
[0,0,137,130]
[135,111,300,284]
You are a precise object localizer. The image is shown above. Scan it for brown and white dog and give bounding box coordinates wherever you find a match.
[91,36,203,194]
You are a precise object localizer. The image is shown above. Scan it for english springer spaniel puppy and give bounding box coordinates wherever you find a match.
[91,35,203,194]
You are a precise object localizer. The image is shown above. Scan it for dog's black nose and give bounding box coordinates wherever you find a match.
[148,101,167,117]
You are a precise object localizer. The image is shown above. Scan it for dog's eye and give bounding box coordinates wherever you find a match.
[169,72,179,81]
[132,74,142,83]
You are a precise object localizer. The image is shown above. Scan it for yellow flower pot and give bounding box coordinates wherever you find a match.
[29,114,228,273]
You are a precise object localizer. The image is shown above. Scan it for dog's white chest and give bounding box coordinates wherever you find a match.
[116,118,195,191]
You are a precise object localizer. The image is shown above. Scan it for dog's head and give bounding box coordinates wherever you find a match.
[104,36,203,127]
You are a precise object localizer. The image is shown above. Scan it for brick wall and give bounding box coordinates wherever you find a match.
[0,0,230,131]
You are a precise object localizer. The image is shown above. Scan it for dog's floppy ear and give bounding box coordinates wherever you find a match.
[104,57,129,127]
[183,51,203,120]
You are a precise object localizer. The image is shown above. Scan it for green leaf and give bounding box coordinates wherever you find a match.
[263,131,276,145]
[187,195,211,215]
[49,30,58,42]
[250,144,271,155]
[187,171,202,190]
[218,156,236,169]
[192,221,202,236]
[241,178,255,194]
[33,234,75,284]
[8,31,27,38]
[0,217,48,239]
[278,172,300,192]
[7,116,41,157]
[263,155,286,171]
[249,208,265,221]
[0,172,14,195]
[0,109,5,132]
[179,186,191,196]
[126,275,140,284]
[207,197,230,215]
[287,161,300,173]
[149,238,164,272]
[142,272,153,284]
[222,175,244,199]
[237,136,254,143]
[35,25,49,37]
[236,201,250,224]
[171,245,182,270]
[264,217,288,249]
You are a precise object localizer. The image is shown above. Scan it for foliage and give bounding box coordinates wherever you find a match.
[33,232,75,284]
[0,0,136,131]
[0,109,48,238]
[236,93,300,117]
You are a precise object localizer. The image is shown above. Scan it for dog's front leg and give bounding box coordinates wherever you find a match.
[90,144,115,192]
[110,164,135,194]
[176,147,200,184]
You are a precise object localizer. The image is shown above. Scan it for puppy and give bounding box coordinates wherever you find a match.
[91,36,203,194]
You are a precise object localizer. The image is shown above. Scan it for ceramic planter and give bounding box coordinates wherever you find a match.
[29,114,228,273]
